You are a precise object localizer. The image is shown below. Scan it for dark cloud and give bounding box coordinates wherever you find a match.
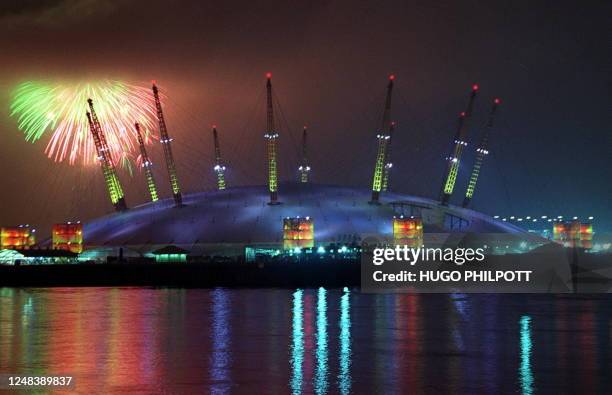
[0,0,121,26]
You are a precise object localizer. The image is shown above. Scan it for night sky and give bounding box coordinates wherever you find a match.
[0,0,610,235]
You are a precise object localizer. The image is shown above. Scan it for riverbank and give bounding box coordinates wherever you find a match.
[0,260,361,287]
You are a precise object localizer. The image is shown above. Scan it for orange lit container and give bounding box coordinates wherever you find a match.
[393,217,423,247]
[1,226,36,250]
[553,220,592,248]
[52,223,83,253]
[579,223,593,249]
[283,217,314,249]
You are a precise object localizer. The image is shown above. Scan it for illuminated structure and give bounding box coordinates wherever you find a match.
[283,216,314,249]
[264,73,280,204]
[580,223,594,249]
[392,216,423,248]
[152,81,183,207]
[370,75,395,204]
[381,121,396,192]
[134,123,159,202]
[52,223,83,253]
[298,126,311,183]
[152,246,188,262]
[463,98,500,207]
[212,125,227,190]
[553,220,594,248]
[86,99,127,211]
[440,84,479,205]
[1,226,36,250]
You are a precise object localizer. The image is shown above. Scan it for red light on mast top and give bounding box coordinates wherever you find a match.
[212,124,217,129]
[389,74,396,81]
[494,98,501,104]
[472,84,479,91]
[266,72,272,79]
[460,112,466,117]
[151,80,157,85]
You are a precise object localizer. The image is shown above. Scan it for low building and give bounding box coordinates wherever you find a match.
[152,246,189,262]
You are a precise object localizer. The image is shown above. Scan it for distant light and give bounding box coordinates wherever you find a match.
[266,72,272,79]
[493,215,500,218]
[532,219,537,222]
[472,84,479,91]
[293,247,301,254]
[526,216,531,219]
[541,215,547,219]
[510,216,515,219]
[389,74,396,81]
[547,219,552,222]
[588,216,594,220]
[573,216,578,220]
[502,218,507,221]
[558,216,563,219]
[339,246,348,253]
[517,218,523,222]
[317,246,325,254]
[520,242,527,249]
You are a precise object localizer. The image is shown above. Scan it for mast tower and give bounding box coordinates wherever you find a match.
[462,98,500,207]
[370,75,395,204]
[439,84,479,205]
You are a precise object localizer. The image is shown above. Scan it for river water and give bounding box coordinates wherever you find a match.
[0,288,609,394]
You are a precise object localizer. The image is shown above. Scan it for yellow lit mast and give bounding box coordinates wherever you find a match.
[462,98,500,207]
[440,84,479,205]
[298,125,311,183]
[152,81,183,207]
[370,75,395,204]
[212,125,227,190]
[264,73,280,204]
[134,122,159,202]
[86,98,127,211]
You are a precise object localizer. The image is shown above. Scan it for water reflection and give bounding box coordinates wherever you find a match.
[314,287,328,395]
[211,288,231,394]
[290,289,304,395]
[0,289,609,394]
[338,287,351,395]
[519,315,534,395]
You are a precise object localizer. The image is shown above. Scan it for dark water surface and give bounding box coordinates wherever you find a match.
[0,288,610,394]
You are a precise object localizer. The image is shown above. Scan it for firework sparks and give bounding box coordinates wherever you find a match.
[9,80,159,166]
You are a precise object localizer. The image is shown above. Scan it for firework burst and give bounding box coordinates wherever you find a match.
[10,80,159,166]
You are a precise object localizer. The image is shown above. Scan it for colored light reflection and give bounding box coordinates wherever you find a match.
[211,288,232,394]
[519,315,534,395]
[290,289,304,395]
[338,287,351,395]
[314,287,328,395]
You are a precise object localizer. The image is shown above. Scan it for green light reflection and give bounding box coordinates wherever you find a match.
[290,289,304,395]
[338,287,351,395]
[520,315,534,395]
